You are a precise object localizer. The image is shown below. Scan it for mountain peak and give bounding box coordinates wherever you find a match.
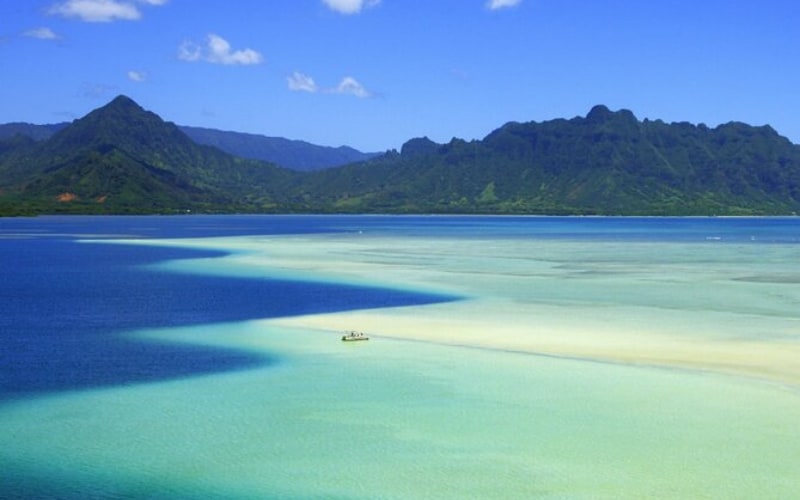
[109,94,137,105]
[108,94,139,107]
[94,95,147,116]
[585,104,637,124]
[586,104,613,120]
[401,136,440,157]
[43,93,189,163]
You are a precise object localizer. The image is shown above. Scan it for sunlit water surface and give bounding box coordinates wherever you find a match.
[1,215,799,498]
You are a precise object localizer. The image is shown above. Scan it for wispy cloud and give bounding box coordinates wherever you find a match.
[49,0,139,22]
[177,40,201,62]
[330,76,372,98]
[322,0,380,15]
[178,34,263,66]
[127,70,146,82]
[487,0,522,10]
[288,72,372,98]
[48,0,167,23]
[287,72,319,93]
[23,27,59,40]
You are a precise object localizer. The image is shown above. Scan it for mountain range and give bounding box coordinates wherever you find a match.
[1,95,799,216]
[0,120,376,172]
[178,126,378,171]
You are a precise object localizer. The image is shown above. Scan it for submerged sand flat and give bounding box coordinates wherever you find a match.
[4,226,800,498]
[138,231,800,388]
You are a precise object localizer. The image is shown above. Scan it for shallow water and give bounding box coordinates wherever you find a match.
[2,323,799,498]
[2,216,799,498]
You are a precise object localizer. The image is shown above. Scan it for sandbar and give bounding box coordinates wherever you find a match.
[118,232,800,388]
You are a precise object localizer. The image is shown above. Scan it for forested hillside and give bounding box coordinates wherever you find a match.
[2,98,799,216]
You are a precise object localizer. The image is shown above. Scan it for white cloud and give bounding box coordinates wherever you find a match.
[331,76,372,98]
[288,72,373,98]
[23,27,59,40]
[322,0,380,15]
[177,40,201,62]
[206,34,262,65]
[49,0,139,22]
[487,0,522,10]
[48,0,167,22]
[178,34,263,66]
[287,72,319,93]
[127,70,146,82]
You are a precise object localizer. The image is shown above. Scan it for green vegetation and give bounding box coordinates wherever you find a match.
[2,97,799,216]
[0,96,295,215]
[286,105,800,215]
[180,126,378,171]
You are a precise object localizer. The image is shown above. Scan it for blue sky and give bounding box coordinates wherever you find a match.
[2,0,799,151]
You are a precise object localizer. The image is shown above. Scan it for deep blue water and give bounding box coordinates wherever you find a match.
[2,213,798,242]
[0,216,461,400]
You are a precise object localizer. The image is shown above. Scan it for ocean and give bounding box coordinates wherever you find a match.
[1,215,799,498]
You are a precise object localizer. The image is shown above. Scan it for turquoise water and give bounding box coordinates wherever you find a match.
[1,216,799,498]
[3,323,799,498]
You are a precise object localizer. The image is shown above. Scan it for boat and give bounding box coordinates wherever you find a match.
[341,331,369,342]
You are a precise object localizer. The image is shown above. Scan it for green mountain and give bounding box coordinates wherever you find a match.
[180,126,378,171]
[0,119,377,171]
[0,122,68,141]
[2,97,800,216]
[0,96,294,215]
[289,105,800,215]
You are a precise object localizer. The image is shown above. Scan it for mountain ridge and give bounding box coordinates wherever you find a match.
[0,113,378,172]
[179,126,379,171]
[2,95,799,216]
[287,105,800,215]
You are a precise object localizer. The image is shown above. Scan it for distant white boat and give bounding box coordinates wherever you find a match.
[341,331,369,342]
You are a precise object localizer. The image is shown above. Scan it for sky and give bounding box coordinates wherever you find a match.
[1,0,799,152]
